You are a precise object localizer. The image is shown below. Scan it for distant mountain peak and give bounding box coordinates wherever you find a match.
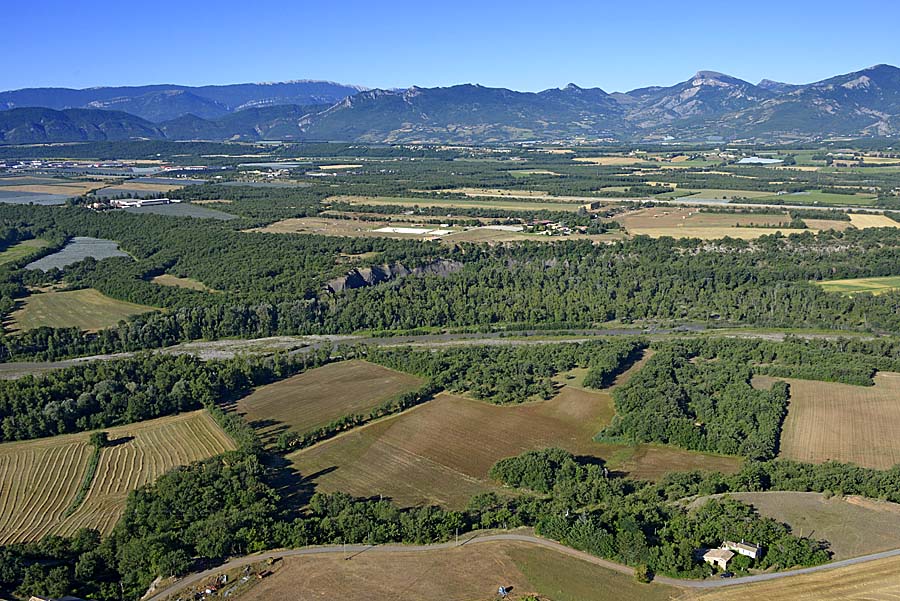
[694,70,728,79]
[690,71,750,88]
[864,64,898,73]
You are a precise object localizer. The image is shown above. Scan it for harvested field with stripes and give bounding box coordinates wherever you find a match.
[0,436,93,544]
[754,372,900,469]
[0,410,235,543]
[237,360,424,447]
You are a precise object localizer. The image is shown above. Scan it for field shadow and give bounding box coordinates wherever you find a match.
[250,419,290,446]
[574,454,607,468]
[107,435,134,447]
[264,455,333,516]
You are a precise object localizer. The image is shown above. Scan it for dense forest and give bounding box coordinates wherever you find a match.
[6,199,900,361]
[364,339,646,404]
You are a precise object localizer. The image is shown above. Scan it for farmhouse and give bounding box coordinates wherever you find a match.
[724,540,762,559]
[702,548,734,570]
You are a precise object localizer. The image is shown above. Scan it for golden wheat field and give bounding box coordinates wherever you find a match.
[0,410,235,543]
[755,373,900,469]
[848,213,900,229]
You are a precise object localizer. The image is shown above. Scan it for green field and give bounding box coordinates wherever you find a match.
[0,239,50,265]
[815,275,900,295]
[151,274,217,292]
[671,188,774,200]
[756,190,878,206]
[6,288,156,332]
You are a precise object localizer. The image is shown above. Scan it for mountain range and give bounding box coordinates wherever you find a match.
[1,65,899,145]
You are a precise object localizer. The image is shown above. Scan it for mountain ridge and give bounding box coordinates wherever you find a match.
[0,80,364,122]
[2,65,899,144]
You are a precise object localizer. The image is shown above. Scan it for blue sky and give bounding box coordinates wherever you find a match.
[3,0,899,92]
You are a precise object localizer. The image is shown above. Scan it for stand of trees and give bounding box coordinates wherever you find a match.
[364,339,646,404]
[0,349,333,442]
[492,449,829,579]
[601,337,900,459]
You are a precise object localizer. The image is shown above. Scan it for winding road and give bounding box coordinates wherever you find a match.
[144,532,900,600]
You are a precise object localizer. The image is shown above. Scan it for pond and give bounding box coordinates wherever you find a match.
[25,237,130,271]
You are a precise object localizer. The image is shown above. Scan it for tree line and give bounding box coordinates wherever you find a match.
[0,348,332,442]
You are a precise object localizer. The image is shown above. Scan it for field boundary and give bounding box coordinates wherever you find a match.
[62,443,101,517]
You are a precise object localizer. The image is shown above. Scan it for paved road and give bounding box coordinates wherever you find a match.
[144,532,900,600]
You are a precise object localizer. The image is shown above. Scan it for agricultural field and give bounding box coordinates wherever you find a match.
[671,188,773,200]
[24,236,129,271]
[317,163,363,170]
[439,187,551,197]
[755,190,878,206]
[0,175,111,206]
[151,273,217,292]
[508,168,562,177]
[291,371,740,508]
[0,238,50,265]
[803,218,853,231]
[0,188,73,205]
[687,491,900,560]
[237,360,423,446]
[249,216,458,239]
[6,288,156,332]
[244,541,677,601]
[814,274,900,295]
[0,179,101,196]
[327,194,586,212]
[573,156,649,166]
[685,554,900,600]
[615,207,808,239]
[847,213,899,228]
[0,434,93,544]
[754,373,900,469]
[0,410,235,543]
[253,217,622,244]
[95,181,183,195]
